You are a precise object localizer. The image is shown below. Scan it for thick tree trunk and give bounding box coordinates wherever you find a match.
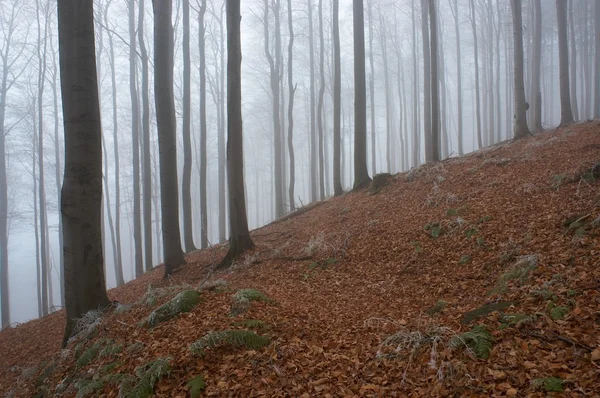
[218,9,227,242]
[221,0,255,267]
[182,0,195,252]
[556,0,574,126]
[333,0,343,196]
[510,0,532,139]
[58,0,110,345]
[153,0,186,277]
[352,0,371,189]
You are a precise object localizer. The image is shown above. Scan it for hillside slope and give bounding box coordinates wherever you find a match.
[1,122,599,397]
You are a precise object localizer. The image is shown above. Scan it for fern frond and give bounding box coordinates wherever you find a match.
[120,357,171,398]
[190,330,270,355]
[449,325,493,359]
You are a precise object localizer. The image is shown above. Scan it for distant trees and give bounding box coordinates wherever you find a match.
[510,0,531,139]
[57,0,110,344]
[352,0,371,189]
[555,0,574,126]
[221,0,254,267]
[153,0,186,277]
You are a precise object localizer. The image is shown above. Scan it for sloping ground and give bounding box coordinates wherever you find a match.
[1,121,599,397]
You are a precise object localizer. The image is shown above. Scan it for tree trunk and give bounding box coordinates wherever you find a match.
[450,0,463,155]
[128,0,143,278]
[218,7,227,242]
[531,0,543,132]
[308,0,317,202]
[221,0,255,267]
[153,0,186,277]
[105,0,124,286]
[317,0,326,199]
[411,0,420,166]
[353,0,371,189]
[510,0,532,139]
[379,12,392,171]
[469,0,483,149]
[181,0,195,251]
[568,0,578,120]
[421,0,432,161]
[58,0,110,345]
[333,0,343,196]
[198,0,209,249]
[368,0,376,174]
[287,0,297,208]
[594,0,600,118]
[428,0,439,162]
[556,0,574,126]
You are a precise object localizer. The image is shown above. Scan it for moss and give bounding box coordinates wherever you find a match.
[146,290,202,327]
[532,377,564,392]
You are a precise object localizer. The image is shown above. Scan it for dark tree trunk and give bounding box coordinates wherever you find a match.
[352,0,371,189]
[221,0,255,267]
[428,0,439,162]
[510,0,532,139]
[198,0,209,249]
[469,0,483,149]
[182,0,196,251]
[153,0,186,277]
[411,0,420,166]
[568,0,578,120]
[317,0,325,199]
[451,0,463,155]
[333,0,343,196]
[287,0,297,207]
[421,0,432,161]
[308,0,317,202]
[594,0,600,118]
[556,0,574,126]
[531,0,543,132]
[368,0,376,174]
[58,0,110,345]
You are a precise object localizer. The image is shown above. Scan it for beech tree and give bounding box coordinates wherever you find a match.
[510,0,531,139]
[153,0,186,276]
[333,0,343,196]
[221,0,254,267]
[58,0,110,344]
[555,0,573,126]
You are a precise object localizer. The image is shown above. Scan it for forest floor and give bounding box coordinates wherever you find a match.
[1,121,599,397]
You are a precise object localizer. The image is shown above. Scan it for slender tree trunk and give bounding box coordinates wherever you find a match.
[379,13,392,172]
[105,0,124,286]
[510,0,532,138]
[556,0,574,125]
[181,0,195,251]
[139,0,154,271]
[287,0,297,207]
[308,0,317,202]
[353,0,371,189]
[221,0,255,267]
[58,0,110,345]
[128,0,143,277]
[368,0,376,174]
[421,0,432,161]
[469,0,483,149]
[429,0,439,162]
[153,0,186,277]
[101,137,120,286]
[411,0,420,166]
[218,7,227,242]
[333,0,343,196]
[531,0,543,131]
[451,0,463,155]
[568,0,578,120]
[594,0,600,118]
[317,0,326,199]
[32,107,42,317]
[198,0,209,248]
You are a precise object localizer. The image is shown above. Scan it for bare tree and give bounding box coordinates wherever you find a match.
[449,0,463,155]
[428,0,439,162]
[531,0,543,132]
[317,0,325,199]
[333,0,343,196]
[469,0,483,149]
[421,0,432,161]
[353,0,371,189]
[58,0,110,345]
[594,0,600,118]
[221,0,254,267]
[367,0,376,174]
[154,0,186,277]
[308,0,317,202]
[568,0,578,120]
[128,0,143,277]
[510,0,531,139]
[556,0,574,126]
[287,0,297,207]
[197,0,209,249]
[411,0,420,166]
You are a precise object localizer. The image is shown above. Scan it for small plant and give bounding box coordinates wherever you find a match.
[424,222,443,239]
[426,300,447,315]
[187,375,206,398]
[76,339,108,369]
[127,342,145,353]
[465,227,478,239]
[547,303,569,320]
[119,357,172,398]
[500,313,534,327]
[551,174,569,190]
[190,330,270,356]
[532,377,564,392]
[487,255,537,295]
[411,241,423,254]
[99,342,122,359]
[459,255,472,265]
[304,232,327,255]
[75,378,105,398]
[146,290,202,327]
[234,319,269,331]
[476,236,486,247]
[449,325,493,359]
[231,288,273,316]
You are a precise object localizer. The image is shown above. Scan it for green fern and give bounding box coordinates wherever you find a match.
[147,290,202,327]
[119,357,172,398]
[75,379,105,398]
[449,325,493,359]
[190,330,270,355]
[231,289,273,316]
[187,375,206,398]
[99,343,122,359]
[76,343,101,369]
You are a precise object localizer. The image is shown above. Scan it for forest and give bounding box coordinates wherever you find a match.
[0,0,599,395]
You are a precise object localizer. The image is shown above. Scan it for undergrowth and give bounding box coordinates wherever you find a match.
[189,330,270,356]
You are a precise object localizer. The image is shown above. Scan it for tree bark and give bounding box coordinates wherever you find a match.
[411,0,420,166]
[469,0,483,149]
[556,0,574,126]
[594,0,600,118]
[450,0,463,155]
[368,0,376,174]
[317,0,326,199]
[510,0,532,139]
[568,0,578,120]
[308,0,317,202]
[198,0,209,249]
[287,0,297,208]
[421,0,432,161]
[153,0,186,277]
[333,0,343,196]
[58,0,110,345]
[531,0,543,132]
[352,0,371,189]
[221,0,255,267]
[428,0,439,162]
